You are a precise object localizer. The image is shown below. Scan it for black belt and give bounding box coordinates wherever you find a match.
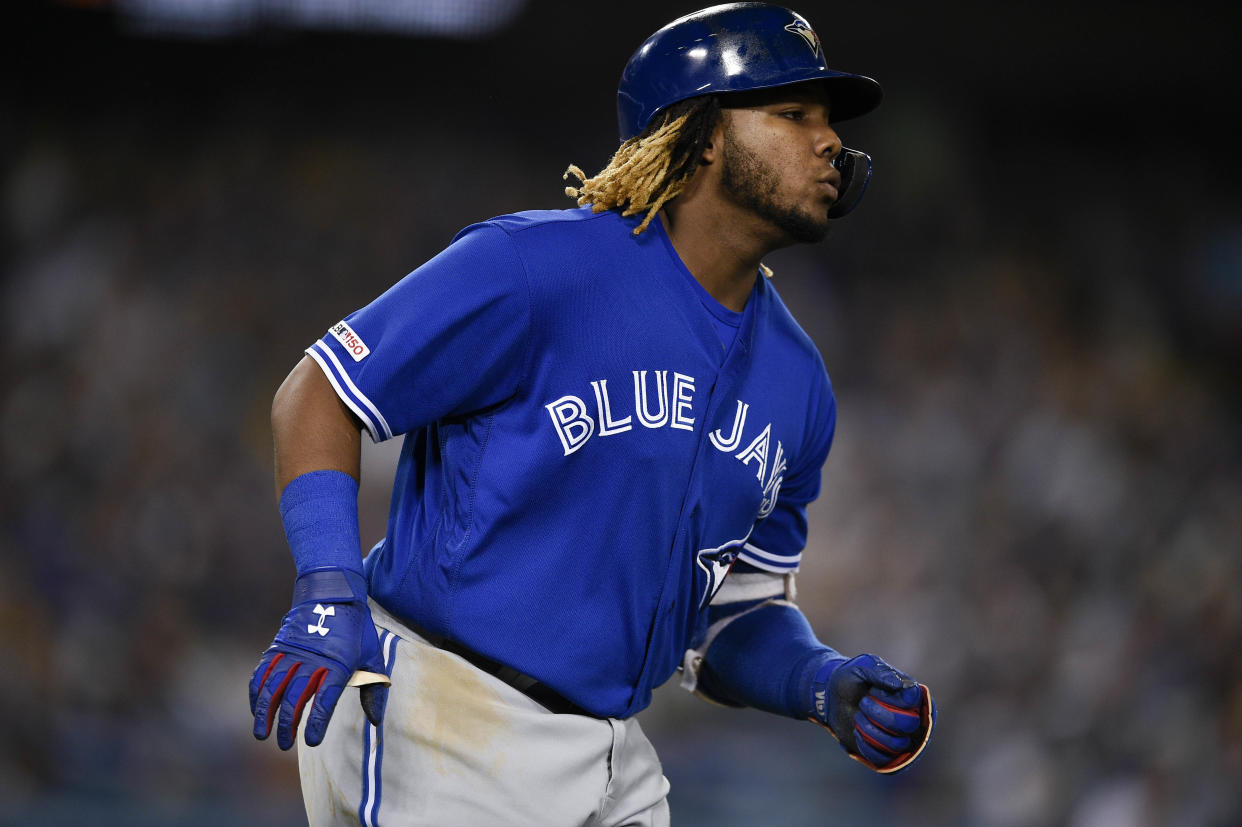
[411,623,597,718]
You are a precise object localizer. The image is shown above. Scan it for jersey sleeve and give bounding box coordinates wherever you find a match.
[738,367,836,572]
[306,223,531,442]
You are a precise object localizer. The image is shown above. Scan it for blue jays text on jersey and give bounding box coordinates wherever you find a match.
[306,206,837,719]
[544,372,788,517]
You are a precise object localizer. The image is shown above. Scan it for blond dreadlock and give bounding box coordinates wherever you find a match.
[564,97,721,236]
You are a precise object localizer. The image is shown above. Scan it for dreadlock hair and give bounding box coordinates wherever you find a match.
[564,95,722,236]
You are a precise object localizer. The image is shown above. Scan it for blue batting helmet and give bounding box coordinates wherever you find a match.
[617,2,883,142]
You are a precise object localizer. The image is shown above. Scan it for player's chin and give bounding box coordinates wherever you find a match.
[780,208,831,244]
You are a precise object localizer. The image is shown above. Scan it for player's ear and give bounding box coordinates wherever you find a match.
[700,122,723,165]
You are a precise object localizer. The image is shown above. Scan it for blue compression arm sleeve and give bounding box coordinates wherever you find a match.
[278,470,364,576]
[698,602,847,720]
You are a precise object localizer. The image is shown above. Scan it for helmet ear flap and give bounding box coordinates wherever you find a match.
[827,148,872,219]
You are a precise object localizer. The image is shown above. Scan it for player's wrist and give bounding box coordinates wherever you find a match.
[279,469,365,576]
[290,567,370,606]
[806,652,849,723]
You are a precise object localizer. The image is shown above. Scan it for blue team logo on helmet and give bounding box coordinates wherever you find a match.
[783,18,821,57]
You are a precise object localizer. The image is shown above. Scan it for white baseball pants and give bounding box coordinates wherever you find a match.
[297,601,671,826]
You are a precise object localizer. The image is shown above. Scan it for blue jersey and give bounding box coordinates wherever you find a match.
[306,206,837,718]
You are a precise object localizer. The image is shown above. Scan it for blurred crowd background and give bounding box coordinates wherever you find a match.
[3,1,1240,825]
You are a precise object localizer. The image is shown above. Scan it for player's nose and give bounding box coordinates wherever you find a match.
[815,125,842,160]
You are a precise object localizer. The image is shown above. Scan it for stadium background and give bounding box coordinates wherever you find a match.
[3,1,1240,824]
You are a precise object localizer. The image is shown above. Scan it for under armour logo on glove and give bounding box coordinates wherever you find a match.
[308,604,335,636]
[250,567,389,751]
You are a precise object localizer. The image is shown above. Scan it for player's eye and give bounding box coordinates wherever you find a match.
[780,109,805,121]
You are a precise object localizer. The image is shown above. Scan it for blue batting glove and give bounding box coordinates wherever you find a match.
[249,567,388,750]
[812,653,936,773]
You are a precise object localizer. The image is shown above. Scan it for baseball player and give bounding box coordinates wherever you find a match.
[249,3,935,824]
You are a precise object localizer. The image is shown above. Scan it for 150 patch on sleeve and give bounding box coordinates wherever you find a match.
[330,320,370,362]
